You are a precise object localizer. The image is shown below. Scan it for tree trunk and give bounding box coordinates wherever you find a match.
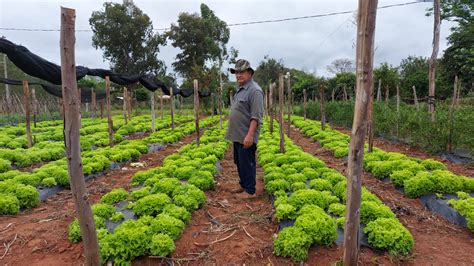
[123,87,128,124]
[3,54,11,113]
[428,0,440,122]
[151,91,155,132]
[376,79,382,102]
[31,87,38,128]
[343,1,378,265]
[170,87,175,130]
[278,74,285,153]
[320,85,326,131]
[60,7,100,265]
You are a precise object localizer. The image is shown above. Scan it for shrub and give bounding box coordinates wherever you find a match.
[149,233,175,257]
[274,226,312,262]
[364,218,414,256]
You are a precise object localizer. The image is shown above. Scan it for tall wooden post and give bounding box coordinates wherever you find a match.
[122,87,128,124]
[428,0,440,122]
[91,89,96,119]
[31,87,38,128]
[22,81,33,148]
[412,85,419,110]
[367,86,374,152]
[127,88,132,120]
[320,85,326,131]
[60,7,100,265]
[343,1,378,265]
[159,90,164,119]
[331,88,335,101]
[278,74,285,153]
[3,54,12,113]
[211,93,215,116]
[269,83,274,134]
[376,79,382,102]
[151,91,155,132]
[170,87,175,130]
[193,80,200,146]
[343,86,348,101]
[287,73,292,137]
[303,88,307,120]
[105,76,113,147]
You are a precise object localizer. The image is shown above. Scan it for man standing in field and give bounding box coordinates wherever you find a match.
[225,59,264,199]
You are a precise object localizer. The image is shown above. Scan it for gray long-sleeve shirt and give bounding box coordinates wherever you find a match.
[225,79,264,144]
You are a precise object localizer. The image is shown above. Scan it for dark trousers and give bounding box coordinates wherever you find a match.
[233,142,257,194]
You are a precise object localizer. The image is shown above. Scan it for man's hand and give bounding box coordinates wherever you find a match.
[243,134,254,149]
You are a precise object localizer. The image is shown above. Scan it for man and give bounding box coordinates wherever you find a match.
[225,59,264,199]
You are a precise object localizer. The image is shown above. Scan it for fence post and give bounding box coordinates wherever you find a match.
[22,81,32,147]
[278,74,285,153]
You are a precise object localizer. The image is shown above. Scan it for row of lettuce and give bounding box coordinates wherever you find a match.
[0,115,193,172]
[291,116,474,232]
[0,116,219,215]
[257,122,414,262]
[68,122,230,265]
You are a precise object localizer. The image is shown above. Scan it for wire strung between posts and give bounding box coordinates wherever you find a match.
[0,1,423,33]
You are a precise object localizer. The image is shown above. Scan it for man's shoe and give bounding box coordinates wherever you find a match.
[230,187,245,193]
[234,192,257,200]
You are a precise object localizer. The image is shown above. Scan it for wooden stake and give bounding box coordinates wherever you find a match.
[287,74,292,137]
[151,91,155,132]
[367,87,374,152]
[170,87,175,130]
[412,85,419,110]
[22,81,32,148]
[278,74,285,153]
[105,76,113,147]
[193,80,200,146]
[60,7,100,265]
[127,88,132,120]
[31,87,37,128]
[376,78,381,102]
[211,92,215,116]
[428,0,440,121]
[343,86,348,101]
[91,89,96,119]
[319,85,326,131]
[123,87,128,124]
[269,83,274,134]
[159,90,164,119]
[343,1,378,265]
[303,88,307,120]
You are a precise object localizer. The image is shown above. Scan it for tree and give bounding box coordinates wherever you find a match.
[89,2,166,75]
[289,69,322,102]
[326,58,355,75]
[327,72,356,100]
[253,56,287,89]
[166,3,234,86]
[399,56,430,99]
[373,63,399,99]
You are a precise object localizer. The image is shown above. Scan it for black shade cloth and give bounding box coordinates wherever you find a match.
[0,38,211,98]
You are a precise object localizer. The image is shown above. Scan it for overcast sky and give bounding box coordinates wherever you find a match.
[0,0,456,81]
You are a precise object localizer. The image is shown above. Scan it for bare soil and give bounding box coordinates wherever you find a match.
[289,125,474,265]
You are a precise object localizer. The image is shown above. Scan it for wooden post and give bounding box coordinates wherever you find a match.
[22,81,33,148]
[376,79,382,102]
[60,7,100,265]
[3,54,12,114]
[278,74,285,153]
[91,89,96,119]
[211,92,215,116]
[127,88,132,120]
[218,82,223,129]
[447,75,458,153]
[269,83,274,133]
[303,88,307,120]
[287,73,292,137]
[170,87,175,130]
[159,90,164,119]
[343,1,378,265]
[320,85,326,131]
[31,87,38,128]
[367,87,374,152]
[151,91,155,132]
[123,87,128,124]
[428,0,440,122]
[193,80,200,146]
[105,76,113,147]
[343,86,348,101]
[412,85,419,110]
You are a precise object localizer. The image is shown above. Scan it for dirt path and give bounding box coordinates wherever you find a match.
[0,131,203,266]
[289,126,474,265]
[333,126,474,177]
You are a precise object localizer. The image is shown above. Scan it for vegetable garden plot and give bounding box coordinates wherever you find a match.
[0,115,193,171]
[0,116,219,215]
[291,116,474,233]
[257,122,413,262]
[67,123,230,265]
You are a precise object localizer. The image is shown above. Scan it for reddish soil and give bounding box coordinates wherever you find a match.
[289,126,474,265]
[333,126,474,177]
[0,131,201,266]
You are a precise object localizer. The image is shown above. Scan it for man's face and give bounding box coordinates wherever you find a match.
[235,70,252,86]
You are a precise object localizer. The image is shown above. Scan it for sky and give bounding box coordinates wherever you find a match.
[0,0,457,82]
